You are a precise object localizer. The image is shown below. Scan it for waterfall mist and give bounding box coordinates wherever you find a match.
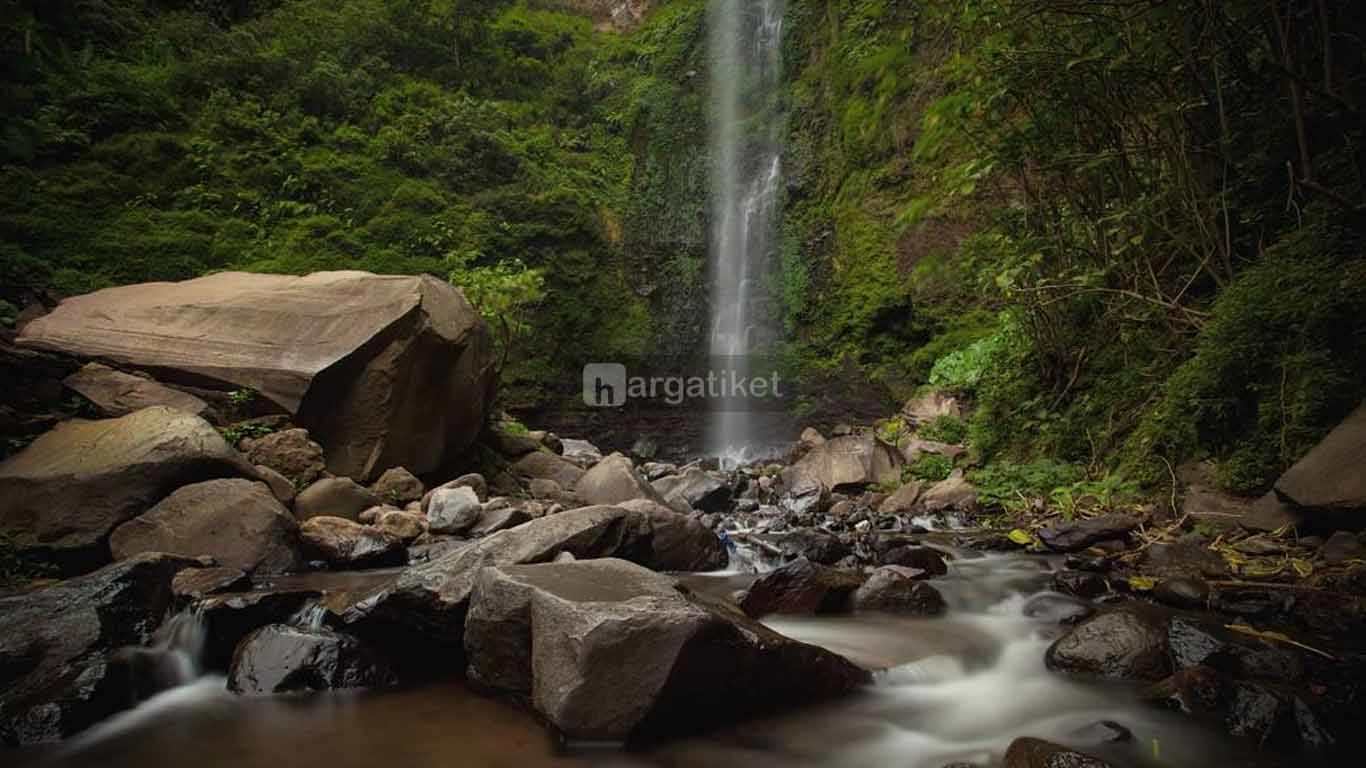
[706,0,786,466]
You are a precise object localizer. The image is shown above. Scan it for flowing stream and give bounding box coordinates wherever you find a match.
[14,552,1268,768]
[706,0,786,466]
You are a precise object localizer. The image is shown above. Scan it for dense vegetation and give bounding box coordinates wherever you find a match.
[3,0,1363,496]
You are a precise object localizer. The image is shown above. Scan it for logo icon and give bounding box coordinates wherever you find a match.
[582,363,627,407]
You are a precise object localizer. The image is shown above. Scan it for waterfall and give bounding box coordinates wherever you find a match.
[706,0,785,468]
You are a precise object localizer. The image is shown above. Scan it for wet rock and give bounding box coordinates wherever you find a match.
[241,428,326,487]
[294,477,382,523]
[1153,576,1209,609]
[1024,594,1094,624]
[1143,665,1225,714]
[343,505,653,675]
[877,481,923,515]
[576,452,666,507]
[1181,480,1255,531]
[747,529,849,565]
[1037,515,1139,553]
[370,467,425,505]
[881,545,948,575]
[299,516,405,567]
[1045,608,1172,681]
[652,468,732,513]
[1242,492,1303,533]
[375,509,427,543]
[19,271,495,481]
[918,471,979,514]
[463,558,869,743]
[172,566,250,599]
[193,588,323,671]
[1069,719,1133,745]
[1166,617,1304,683]
[1274,402,1366,520]
[1051,570,1108,599]
[109,478,302,574]
[1064,555,1111,572]
[254,464,297,505]
[0,406,253,572]
[740,557,865,616]
[228,624,396,695]
[617,499,726,572]
[0,553,202,745]
[560,438,603,468]
[1225,681,1334,750]
[427,486,482,535]
[782,434,902,492]
[512,451,585,490]
[1320,530,1364,563]
[1003,737,1115,768]
[852,567,946,614]
[1140,539,1228,578]
[783,476,830,517]
[62,362,209,418]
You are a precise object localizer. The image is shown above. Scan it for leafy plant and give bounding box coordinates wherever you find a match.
[908,454,954,483]
[919,414,967,445]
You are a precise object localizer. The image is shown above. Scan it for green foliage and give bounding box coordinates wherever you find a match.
[219,421,275,446]
[908,453,953,483]
[919,414,966,445]
[969,460,1083,511]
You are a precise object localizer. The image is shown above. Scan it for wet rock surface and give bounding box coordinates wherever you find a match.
[228,624,396,695]
[740,557,866,616]
[1038,515,1139,552]
[1046,608,1172,681]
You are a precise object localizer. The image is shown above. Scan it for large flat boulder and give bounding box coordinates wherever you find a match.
[18,271,494,481]
[1274,403,1366,520]
[463,559,869,743]
[109,478,301,573]
[781,434,902,492]
[0,553,203,745]
[575,452,664,506]
[343,505,653,675]
[0,406,253,572]
[62,362,209,418]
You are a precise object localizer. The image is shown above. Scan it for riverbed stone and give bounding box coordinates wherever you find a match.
[512,452,585,490]
[370,467,425,505]
[740,557,865,616]
[577,452,667,506]
[375,509,427,543]
[241,428,326,487]
[463,558,868,743]
[228,624,396,695]
[852,567,946,614]
[299,516,405,567]
[62,362,210,418]
[880,545,948,575]
[0,553,203,745]
[109,478,302,574]
[427,485,483,535]
[1045,608,1172,681]
[254,464,297,505]
[1038,514,1140,552]
[782,434,902,492]
[294,477,382,522]
[617,499,726,572]
[171,565,250,599]
[745,529,849,565]
[651,468,731,513]
[1003,737,1115,768]
[0,406,254,572]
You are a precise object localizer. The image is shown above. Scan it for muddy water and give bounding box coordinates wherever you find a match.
[10,554,1273,768]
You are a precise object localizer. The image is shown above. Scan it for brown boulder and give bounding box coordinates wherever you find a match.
[852,567,946,614]
[294,477,382,522]
[1045,608,1171,681]
[0,406,253,572]
[1274,402,1366,519]
[781,434,902,492]
[1004,737,1115,768]
[740,557,865,616]
[371,467,425,505]
[576,452,666,506]
[19,271,494,481]
[109,478,301,573]
[241,428,326,487]
[463,558,868,743]
[62,362,209,418]
[228,624,396,695]
[617,499,727,572]
[299,516,405,567]
[511,452,585,489]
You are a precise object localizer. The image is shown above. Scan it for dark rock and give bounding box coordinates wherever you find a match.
[254,464,296,505]
[1003,737,1115,768]
[1143,666,1225,714]
[747,530,849,565]
[193,588,321,671]
[62,362,209,418]
[651,468,732,513]
[0,406,254,572]
[1141,539,1228,578]
[1153,576,1210,609]
[109,478,302,574]
[469,504,533,537]
[1046,608,1171,681]
[919,472,979,514]
[293,477,382,522]
[227,624,396,695]
[241,428,326,487]
[1024,594,1094,624]
[0,553,202,745]
[1320,530,1364,563]
[740,557,865,616]
[1038,515,1139,552]
[1069,719,1133,745]
[1167,616,1304,683]
[172,566,250,599]
[618,499,726,572]
[881,545,948,575]
[1052,570,1108,599]
[1063,555,1111,573]
[1224,681,1333,750]
[1274,402,1366,519]
[852,567,946,614]
[1242,492,1303,533]
[877,481,923,515]
[462,558,869,743]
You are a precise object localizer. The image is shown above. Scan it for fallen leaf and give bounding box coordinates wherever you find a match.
[1008,528,1034,546]
[1128,575,1157,591]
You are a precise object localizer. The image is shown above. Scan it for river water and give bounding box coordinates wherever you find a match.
[11,551,1275,768]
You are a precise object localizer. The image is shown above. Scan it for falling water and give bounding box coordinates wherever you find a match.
[707,0,786,467]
